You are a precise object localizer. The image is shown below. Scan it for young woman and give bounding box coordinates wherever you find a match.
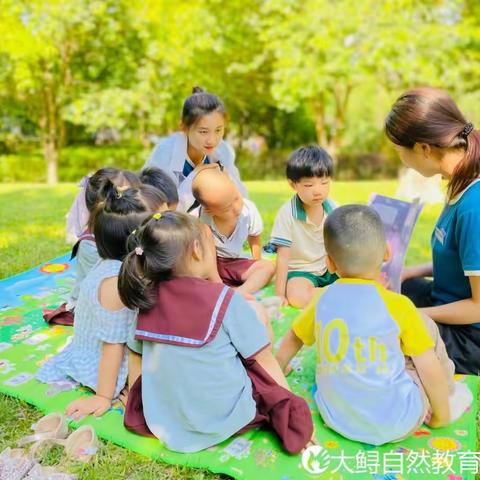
[145,87,247,213]
[385,87,480,375]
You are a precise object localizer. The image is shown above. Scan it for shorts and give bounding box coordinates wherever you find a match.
[287,270,338,288]
[217,257,256,287]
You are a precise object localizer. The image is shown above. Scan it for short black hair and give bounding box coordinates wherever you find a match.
[324,204,385,276]
[140,167,179,206]
[286,145,333,182]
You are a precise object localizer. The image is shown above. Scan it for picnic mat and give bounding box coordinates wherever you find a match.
[0,254,478,480]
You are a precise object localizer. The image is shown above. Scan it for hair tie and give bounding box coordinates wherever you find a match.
[460,122,474,139]
[153,213,162,220]
[115,185,129,199]
[135,246,143,256]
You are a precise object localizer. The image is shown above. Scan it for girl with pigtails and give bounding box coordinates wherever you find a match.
[37,181,167,419]
[118,211,313,454]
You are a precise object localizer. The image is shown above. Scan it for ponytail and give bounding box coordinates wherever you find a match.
[118,212,203,312]
[449,129,480,199]
[93,180,162,261]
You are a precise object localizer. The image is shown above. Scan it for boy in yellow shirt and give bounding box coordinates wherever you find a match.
[276,205,462,444]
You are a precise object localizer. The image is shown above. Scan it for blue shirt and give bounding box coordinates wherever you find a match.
[431,180,480,318]
[140,292,269,453]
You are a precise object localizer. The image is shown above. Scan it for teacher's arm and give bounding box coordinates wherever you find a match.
[421,276,480,325]
[401,263,433,282]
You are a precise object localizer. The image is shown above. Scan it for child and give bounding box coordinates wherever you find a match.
[270,145,337,308]
[139,166,179,210]
[192,169,274,297]
[276,205,467,445]
[145,86,247,213]
[43,168,142,326]
[118,212,313,453]
[37,182,167,420]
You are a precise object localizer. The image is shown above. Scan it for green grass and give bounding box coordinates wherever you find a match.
[0,180,442,479]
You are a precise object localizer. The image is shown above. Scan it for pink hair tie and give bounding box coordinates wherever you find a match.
[135,246,144,256]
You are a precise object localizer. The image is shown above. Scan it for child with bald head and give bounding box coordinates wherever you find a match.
[276,205,460,444]
[192,169,274,297]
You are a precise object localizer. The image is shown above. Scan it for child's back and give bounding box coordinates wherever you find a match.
[296,279,429,444]
[137,277,268,452]
[277,204,456,444]
[38,259,135,397]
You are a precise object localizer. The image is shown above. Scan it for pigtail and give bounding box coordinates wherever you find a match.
[118,212,203,312]
[118,248,153,311]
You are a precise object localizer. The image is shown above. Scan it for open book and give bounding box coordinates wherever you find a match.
[368,194,423,293]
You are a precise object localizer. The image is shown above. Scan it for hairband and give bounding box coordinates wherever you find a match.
[135,246,143,256]
[115,185,129,198]
[153,213,162,220]
[460,122,474,139]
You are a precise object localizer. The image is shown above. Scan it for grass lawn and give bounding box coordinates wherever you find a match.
[0,180,443,479]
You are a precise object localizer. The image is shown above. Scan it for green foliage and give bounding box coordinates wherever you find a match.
[0,1,479,181]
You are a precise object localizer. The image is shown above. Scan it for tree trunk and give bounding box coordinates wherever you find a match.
[311,94,337,164]
[44,137,59,184]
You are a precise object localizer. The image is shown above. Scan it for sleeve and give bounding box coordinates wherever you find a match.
[222,293,270,358]
[65,181,89,241]
[98,312,136,345]
[270,204,292,247]
[393,295,435,357]
[292,290,322,346]
[127,318,143,354]
[456,209,480,275]
[247,200,263,237]
[75,241,100,284]
[144,138,179,186]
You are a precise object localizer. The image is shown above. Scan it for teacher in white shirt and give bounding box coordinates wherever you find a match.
[145,86,247,213]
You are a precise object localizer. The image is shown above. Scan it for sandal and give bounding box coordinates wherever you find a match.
[0,447,34,480]
[31,425,98,463]
[25,463,77,479]
[18,413,68,447]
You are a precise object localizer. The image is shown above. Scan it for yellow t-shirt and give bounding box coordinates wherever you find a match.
[293,278,434,357]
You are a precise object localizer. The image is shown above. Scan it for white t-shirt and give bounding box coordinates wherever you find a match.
[200,198,263,258]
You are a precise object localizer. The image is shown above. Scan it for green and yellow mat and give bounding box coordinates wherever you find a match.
[0,255,477,479]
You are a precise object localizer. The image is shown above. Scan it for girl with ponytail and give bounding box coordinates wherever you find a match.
[119,212,313,454]
[37,181,167,419]
[144,86,247,213]
[385,87,480,374]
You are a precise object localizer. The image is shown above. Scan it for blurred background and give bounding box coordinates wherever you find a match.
[0,0,479,184]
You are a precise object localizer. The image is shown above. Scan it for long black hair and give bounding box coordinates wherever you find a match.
[118,211,204,311]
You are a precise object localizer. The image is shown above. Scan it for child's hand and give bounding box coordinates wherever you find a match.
[66,394,112,420]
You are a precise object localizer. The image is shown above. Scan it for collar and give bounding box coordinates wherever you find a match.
[447,178,480,205]
[336,277,381,287]
[291,195,334,222]
[135,277,234,347]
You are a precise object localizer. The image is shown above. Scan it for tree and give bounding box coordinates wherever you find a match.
[0,0,144,182]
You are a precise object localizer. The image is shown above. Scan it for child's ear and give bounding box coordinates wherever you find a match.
[326,255,337,274]
[384,242,392,262]
[192,239,203,261]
